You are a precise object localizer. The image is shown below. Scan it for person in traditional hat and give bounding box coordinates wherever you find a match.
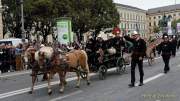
[158,34,174,74]
[124,31,147,87]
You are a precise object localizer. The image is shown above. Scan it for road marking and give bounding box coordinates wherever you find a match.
[50,90,83,101]
[0,67,119,100]
[0,53,169,78]
[0,52,178,99]
[135,73,164,86]
[0,73,96,99]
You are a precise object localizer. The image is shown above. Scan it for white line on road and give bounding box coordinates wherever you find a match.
[135,73,164,86]
[0,52,178,99]
[0,73,97,100]
[49,90,83,101]
[0,56,160,78]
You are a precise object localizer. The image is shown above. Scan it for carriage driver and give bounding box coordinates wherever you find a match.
[124,31,147,87]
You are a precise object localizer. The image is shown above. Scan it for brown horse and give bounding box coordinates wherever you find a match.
[146,38,163,65]
[47,49,90,94]
[25,46,52,94]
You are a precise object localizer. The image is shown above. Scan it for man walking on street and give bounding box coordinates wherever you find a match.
[171,35,177,56]
[158,34,174,74]
[124,31,147,87]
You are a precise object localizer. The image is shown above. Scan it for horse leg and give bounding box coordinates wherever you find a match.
[29,71,37,94]
[59,72,65,93]
[76,71,81,88]
[85,64,91,85]
[42,73,48,81]
[47,72,52,95]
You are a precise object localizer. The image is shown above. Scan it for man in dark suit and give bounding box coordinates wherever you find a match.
[158,34,174,73]
[124,31,147,87]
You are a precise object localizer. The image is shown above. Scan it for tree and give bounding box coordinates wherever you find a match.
[23,0,57,42]
[153,26,160,33]
[23,0,120,41]
[171,19,180,30]
[1,0,22,38]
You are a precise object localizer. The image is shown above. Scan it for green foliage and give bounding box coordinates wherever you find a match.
[3,0,120,40]
[171,19,180,30]
[153,26,160,33]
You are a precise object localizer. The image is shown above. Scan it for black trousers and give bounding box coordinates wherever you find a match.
[172,48,176,56]
[162,55,170,72]
[131,59,144,84]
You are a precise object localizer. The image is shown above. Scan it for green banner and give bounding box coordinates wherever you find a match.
[57,18,73,44]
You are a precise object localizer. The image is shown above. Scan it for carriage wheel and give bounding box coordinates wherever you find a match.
[116,57,125,74]
[98,65,107,80]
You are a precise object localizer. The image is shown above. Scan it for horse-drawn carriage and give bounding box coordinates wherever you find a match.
[86,38,128,80]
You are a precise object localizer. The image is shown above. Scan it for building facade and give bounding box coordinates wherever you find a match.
[147,4,180,34]
[116,4,148,37]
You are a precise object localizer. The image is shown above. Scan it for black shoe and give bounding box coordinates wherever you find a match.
[128,84,135,88]
[164,70,169,74]
[139,83,144,86]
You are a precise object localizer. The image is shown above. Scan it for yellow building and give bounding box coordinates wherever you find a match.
[116,3,148,37]
[147,4,180,34]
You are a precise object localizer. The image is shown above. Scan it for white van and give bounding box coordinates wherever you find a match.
[0,38,28,47]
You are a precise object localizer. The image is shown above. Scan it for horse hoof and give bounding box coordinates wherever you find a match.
[28,91,33,94]
[48,91,52,95]
[59,90,64,94]
[87,82,90,86]
[75,86,80,88]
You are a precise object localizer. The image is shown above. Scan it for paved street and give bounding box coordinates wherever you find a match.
[0,52,180,101]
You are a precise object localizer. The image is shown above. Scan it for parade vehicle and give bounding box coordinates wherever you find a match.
[85,36,129,80]
[88,46,127,80]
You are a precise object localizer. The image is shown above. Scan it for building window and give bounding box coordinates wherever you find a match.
[144,25,146,30]
[127,13,129,20]
[158,16,161,19]
[154,21,156,26]
[131,24,133,29]
[173,14,176,16]
[154,16,156,19]
[120,13,122,17]
[149,23,151,27]
[149,17,151,20]
[124,13,126,19]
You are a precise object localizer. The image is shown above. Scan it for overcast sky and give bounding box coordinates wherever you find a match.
[113,0,180,10]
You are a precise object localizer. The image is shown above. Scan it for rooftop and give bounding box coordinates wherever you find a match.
[115,3,146,12]
[148,4,180,14]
